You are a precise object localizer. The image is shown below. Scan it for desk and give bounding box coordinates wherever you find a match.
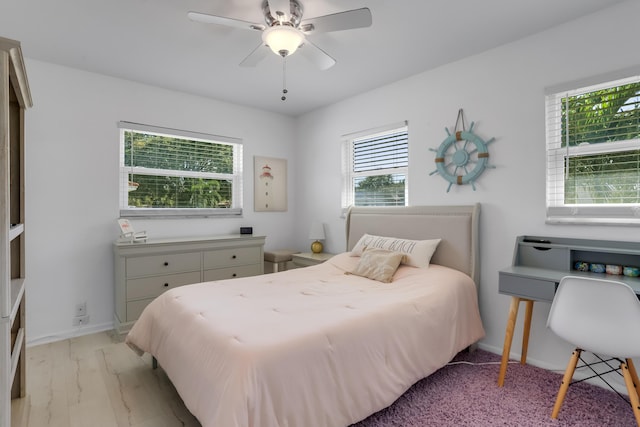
[497,235,640,387]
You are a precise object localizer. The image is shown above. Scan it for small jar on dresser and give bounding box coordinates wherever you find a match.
[113,234,265,333]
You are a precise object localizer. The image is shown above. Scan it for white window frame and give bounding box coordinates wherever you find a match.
[545,72,640,225]
[118,121,243,218]
[341,121,409,210]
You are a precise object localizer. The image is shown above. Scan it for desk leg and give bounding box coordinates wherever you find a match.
[498,297,535,387]
[498,297,521,387]
[521,300,534,364]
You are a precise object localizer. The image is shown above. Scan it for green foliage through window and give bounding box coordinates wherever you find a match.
[565,150,640,204]
[561,82,640,147]
[547,79,640,211]
[354,174,406,206]
[120,125,242,213]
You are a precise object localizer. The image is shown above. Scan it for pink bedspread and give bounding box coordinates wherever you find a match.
[126,252,485,427]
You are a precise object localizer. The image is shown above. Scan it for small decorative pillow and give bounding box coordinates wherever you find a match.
[347,248,404,283]
[350,234,441,268]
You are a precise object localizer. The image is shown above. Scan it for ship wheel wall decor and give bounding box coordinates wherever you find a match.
[429,111,495,192]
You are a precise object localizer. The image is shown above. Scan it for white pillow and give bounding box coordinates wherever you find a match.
[350,234,441,268]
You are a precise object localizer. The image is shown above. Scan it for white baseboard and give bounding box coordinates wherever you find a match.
[26,321,114,347]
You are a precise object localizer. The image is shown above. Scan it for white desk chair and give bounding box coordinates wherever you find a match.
[547,276,640,426]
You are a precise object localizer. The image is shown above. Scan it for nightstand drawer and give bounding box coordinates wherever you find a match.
[126,271,201,300]
[292,252,334,267]
[203,264,262,281]
[203,247,261,269]
[126,252,201,278]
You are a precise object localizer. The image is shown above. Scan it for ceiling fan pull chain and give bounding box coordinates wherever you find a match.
[281,57,288,101]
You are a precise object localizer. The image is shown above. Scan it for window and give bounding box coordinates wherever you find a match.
[342,122,409,208]
[546,75,640,225]
[119,122,243,217]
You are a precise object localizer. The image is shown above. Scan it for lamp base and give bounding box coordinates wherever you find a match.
[311,240,323,254]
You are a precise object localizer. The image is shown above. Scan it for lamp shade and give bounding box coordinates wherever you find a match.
[262,25,305,57]
[308,222,325,241]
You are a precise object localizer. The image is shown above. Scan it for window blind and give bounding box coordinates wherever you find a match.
[118,122,243,217]
[545,75,640,224]
[353,129,409,172]
[342,123,409,208]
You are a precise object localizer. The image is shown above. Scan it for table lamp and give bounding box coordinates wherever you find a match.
[309,222,325,254]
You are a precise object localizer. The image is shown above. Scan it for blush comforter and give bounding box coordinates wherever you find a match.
[126,252,485,427]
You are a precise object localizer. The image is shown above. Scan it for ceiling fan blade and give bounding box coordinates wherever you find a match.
[266,0,292,21]
[188,11,265,31]
[298,40,336,70]
[239,43,271,67]
[300,8,372,33]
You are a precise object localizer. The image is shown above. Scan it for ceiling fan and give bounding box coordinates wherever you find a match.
[188,0,373,71]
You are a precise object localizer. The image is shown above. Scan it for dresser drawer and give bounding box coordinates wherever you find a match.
[203,264,262,281]
[203,247,261,269]
[114,235,265,333]
[126,252,201,278]
[126,271,201,300]
[127,298,155,321]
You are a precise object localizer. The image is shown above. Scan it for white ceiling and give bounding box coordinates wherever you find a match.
[0,0,629,116]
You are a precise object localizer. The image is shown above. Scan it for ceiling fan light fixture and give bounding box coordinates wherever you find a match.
[262,25,305,57]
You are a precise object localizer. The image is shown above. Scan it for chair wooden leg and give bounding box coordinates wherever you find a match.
[621,360,640,427]
[627,359,640,390]
[552,349,581,419]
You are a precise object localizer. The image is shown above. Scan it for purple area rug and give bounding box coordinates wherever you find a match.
[351,349,637,426]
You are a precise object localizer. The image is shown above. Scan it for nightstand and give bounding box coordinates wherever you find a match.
[292,252,334,268]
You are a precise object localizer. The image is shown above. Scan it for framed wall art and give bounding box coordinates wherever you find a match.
[254,156,287,212]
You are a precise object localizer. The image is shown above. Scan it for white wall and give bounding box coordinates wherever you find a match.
[294,0,640,377]
[24,60,297,343]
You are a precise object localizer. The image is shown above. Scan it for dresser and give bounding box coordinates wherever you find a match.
[114,235,265,333]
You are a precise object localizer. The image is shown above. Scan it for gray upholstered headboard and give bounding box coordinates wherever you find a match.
[345,204,480,285]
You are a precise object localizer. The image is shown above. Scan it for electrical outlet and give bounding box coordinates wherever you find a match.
[72,315,90,326]
[75,302,86,317]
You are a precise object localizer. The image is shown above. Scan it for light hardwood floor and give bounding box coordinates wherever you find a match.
[11,331,201,427]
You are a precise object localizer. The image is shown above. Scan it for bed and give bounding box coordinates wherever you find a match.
[126,204,485,427]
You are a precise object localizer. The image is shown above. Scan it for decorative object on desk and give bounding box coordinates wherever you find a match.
[574,261,589,272]
[309,221,325,253]
[429,109,495,192]
[117,219,147,243]
[254,156,287,212]
[589,263,606,273]
[606,264,623,275]
[623,266,640,277]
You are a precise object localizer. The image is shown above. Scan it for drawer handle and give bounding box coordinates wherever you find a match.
[232,255,237,259]
[164,283,169,287]
[164,262,169,266]
[232,273,237,277]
